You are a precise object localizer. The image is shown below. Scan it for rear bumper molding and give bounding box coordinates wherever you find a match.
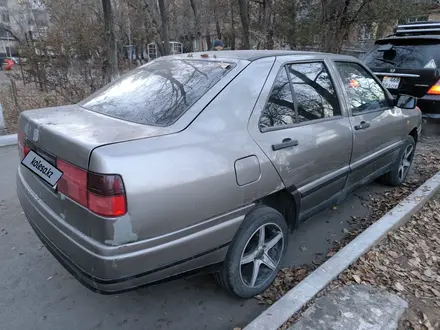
[28,217,228,294]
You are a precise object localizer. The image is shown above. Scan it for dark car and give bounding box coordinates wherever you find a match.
[363,21,440,118]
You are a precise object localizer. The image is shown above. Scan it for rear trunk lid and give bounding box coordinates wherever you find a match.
[363,39,440,97]
[19,104,175,169]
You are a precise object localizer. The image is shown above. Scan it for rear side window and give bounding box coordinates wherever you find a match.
[80,60,234,126]
[287,63,340,123]
[364,42,440,69]
[259,62,340,130]
[259,68,296,129]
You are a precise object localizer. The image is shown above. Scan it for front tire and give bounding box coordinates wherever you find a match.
[380,135,416,186]
[214,206,288,299]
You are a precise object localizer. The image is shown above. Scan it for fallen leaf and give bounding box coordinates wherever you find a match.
[424,269,433,277]
[394,282,405,292]
[352,275,361,284]
[388,251,399,258]
[430,288,440,297]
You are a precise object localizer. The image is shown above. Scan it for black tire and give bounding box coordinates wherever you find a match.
[379,135,416,186]
[214,205,288,299]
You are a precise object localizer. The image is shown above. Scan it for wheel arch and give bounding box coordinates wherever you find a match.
[256,188,300,232]
[409,127,418,144]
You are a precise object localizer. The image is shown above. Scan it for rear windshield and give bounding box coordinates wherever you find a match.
[80,59,234,126]
[363,40,440,69]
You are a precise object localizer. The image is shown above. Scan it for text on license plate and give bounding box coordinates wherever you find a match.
[382,76,401,89]
[21,150,63,186]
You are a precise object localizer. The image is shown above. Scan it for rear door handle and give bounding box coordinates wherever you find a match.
[272,138,299,151]
[354,121,371,130]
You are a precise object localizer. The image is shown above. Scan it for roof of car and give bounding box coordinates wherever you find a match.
[162,50,355,62]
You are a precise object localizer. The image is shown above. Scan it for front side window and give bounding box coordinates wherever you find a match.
[81,59,234,126]
[287,62,340,123]
[335,62,388,114]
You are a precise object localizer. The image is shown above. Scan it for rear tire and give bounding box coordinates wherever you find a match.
[214,205,288,299]
[379,135,416,186]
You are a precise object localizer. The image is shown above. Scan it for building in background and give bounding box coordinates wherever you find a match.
[0,0,48,59]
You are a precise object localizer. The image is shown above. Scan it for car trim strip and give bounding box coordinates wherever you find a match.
[373,72,421,78]
[297,140,403,198]
[350,141,403,171]
[299,166,350,198]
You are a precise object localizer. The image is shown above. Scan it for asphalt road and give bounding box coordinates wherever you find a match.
[0,144,407,330]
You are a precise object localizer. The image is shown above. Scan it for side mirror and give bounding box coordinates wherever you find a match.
[395,94,417,110]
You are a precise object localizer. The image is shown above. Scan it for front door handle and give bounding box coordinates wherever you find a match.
[354,121,371,130]
[272,138,299,151]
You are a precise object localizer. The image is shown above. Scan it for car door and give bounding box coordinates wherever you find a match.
[248,57,353,220]
[332,61,408,191]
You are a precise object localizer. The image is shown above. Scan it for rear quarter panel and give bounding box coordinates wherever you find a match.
[89,57,284,245]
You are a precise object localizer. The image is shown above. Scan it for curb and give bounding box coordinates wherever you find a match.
[0,134,17,147]
[244,171,440,330]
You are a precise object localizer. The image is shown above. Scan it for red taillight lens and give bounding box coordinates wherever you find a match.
[88,193,127,217]
[56,159,127,217]
[428,80,440,95]
[87,172,126,217]
[18,131,30,160]
[57,159,88,207]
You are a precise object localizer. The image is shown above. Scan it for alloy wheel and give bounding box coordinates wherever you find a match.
[239,223,284,288]
[398,144,414,182]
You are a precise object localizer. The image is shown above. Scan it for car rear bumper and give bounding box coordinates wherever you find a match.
[417,95,440,118]
[17,167,243,294]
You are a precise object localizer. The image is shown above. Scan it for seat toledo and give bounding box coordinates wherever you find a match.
[17,50,421,298]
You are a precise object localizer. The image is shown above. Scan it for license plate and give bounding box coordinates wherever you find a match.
[382,76,401,89]
[21,150,63,187]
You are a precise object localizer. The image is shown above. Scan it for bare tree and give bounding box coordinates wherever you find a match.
[189,0,203,50]
[238,0,250,49]
[102,0,119,82]
[158,0,170,55]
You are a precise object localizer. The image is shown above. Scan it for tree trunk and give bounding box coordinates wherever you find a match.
[190,0,203,50]
[102,0,119,82]
[229,0,236,49]
[205,28,212,50]
[238,0,250,49]
[212,1,222,40]
[158,0,170,55]
[261,0,274,49]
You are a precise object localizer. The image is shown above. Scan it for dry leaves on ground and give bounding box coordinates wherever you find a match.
[256,137,440,330]
[337,198,440,329]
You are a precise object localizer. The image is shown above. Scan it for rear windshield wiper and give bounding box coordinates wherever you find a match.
[374,57,396,65]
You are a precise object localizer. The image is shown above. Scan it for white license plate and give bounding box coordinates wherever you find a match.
[382,76,401,89]
[22,150,63,187]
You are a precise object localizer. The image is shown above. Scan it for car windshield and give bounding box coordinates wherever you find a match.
[363,41,440,69]
[80,59,234,126]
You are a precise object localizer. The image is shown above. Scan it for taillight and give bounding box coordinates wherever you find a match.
[427,80,440,95]
[87,173,127,216]
[56,159,127,217]
[18,131,30,160]
[57,159,88,207]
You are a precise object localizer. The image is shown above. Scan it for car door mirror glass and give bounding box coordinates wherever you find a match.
[395,94,417,110]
